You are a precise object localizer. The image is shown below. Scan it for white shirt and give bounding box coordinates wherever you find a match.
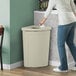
[44,0,76,25]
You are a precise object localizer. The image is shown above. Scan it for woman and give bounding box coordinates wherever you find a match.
[40,0,76,72]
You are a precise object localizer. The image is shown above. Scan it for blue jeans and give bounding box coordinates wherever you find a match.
[57,22,76,70]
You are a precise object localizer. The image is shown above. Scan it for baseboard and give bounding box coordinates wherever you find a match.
[68,61,75,69]
[10,61,23,69]
[0,64,11,69]
[49,60,75,69]
[0,60,75,69]
[0,61,23,70]
[49,60,60,66]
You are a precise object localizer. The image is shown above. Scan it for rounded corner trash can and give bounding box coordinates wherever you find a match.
[21,25,51,67]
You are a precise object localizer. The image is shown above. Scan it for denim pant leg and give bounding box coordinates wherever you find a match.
[57,25,72,70]
[66,23,76,62]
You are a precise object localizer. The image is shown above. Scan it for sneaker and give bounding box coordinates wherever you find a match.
[53,67,68,72]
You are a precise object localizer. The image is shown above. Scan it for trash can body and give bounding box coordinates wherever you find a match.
[22,26,51,67]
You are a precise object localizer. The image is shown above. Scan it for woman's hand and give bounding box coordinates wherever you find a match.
[39,17,47,25]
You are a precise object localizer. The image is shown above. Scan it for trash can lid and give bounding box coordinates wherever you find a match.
[21,25,52,32]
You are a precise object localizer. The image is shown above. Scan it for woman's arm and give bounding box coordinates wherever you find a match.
[39,0,56,25]
[70,0,76,16]
[44,0,56,18]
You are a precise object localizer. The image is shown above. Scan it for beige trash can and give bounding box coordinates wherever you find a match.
[22,25,51,67]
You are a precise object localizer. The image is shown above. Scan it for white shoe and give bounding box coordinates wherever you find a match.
[70,66,76,71]
[53,68,68,72]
